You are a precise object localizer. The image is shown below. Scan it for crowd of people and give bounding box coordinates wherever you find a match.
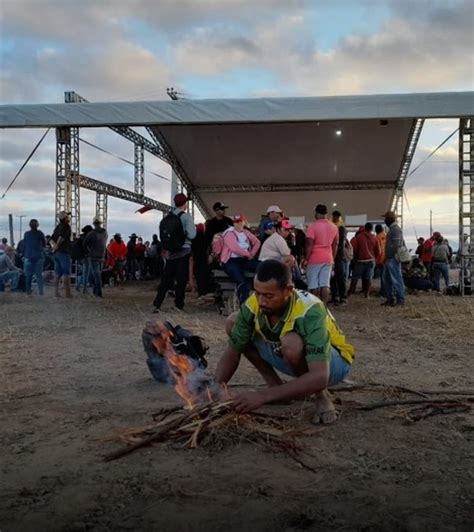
[0,195,455,307]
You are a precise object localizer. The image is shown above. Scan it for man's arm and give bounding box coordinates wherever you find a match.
[304,237,313,263]
[215,344,242,384]
[233,360,329,413]
[331,232,339,261]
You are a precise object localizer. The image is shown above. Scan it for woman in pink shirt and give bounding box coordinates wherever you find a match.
[304,204,339,304]
[221,214,261,304]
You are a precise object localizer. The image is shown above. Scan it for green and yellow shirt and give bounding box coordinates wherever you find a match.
[229,289,354,364]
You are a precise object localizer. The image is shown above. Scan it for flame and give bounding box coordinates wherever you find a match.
[152,323,196,408]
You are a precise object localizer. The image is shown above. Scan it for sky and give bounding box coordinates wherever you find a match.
[0,0,473,249]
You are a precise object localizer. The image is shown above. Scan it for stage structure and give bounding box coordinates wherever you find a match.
[1,91,473,292]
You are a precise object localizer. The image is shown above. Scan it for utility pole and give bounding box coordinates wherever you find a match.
[8,213,14,246]
[429,210,433,235]
[16,214,26,242]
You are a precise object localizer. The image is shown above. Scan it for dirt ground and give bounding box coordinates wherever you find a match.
[1,282,473,532]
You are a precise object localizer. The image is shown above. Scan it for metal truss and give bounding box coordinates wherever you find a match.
[196,180,396,193]
[78,174,170,213]
[55,127,80,235]
[96,192,108,228]
[390,118,425,223]
[134,144,144,195]
[65,92,170,163]
[459,117,474,295]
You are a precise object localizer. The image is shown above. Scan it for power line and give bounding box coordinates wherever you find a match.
[1,129,51,199]
[408,128,459,177]
[79,137,170,181]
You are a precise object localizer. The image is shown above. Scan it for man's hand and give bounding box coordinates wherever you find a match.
[233,390,267,413]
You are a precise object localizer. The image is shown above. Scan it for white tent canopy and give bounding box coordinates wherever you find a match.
[1,91,472,221]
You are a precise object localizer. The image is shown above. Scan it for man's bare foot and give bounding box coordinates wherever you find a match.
[311,389,338,425]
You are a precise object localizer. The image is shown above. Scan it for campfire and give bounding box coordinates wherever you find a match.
[103,321,315,462]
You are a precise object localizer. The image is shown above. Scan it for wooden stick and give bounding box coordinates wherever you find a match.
[354,398,472,411]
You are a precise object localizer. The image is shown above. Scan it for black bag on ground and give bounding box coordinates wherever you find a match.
[159,211,185,252]
[142,321,208,383]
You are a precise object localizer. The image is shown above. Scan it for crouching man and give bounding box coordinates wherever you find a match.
[215,259,355,424]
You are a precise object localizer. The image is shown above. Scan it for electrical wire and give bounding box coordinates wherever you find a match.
[1,129,51,199]
[79,137,170,181]
[408,128,458,177]
[403,189,419,240]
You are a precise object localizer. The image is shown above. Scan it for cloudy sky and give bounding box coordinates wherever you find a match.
[1,0,473,247]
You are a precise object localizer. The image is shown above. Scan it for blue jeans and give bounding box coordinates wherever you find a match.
[222,258,259,304]
[432,262,449,291]
[24,258,44,294]
[76,258,90,293]
[89,259,103,297]
[383,258,405,303]
[0,271,20,290]
[54,252,71,277]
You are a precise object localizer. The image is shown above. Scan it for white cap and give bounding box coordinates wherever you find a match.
[267,205,282,214]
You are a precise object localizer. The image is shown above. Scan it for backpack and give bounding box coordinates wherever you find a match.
[159,211,185,252]
[142,320,208,383]
[211,232,225,261]
[71,237,86,261]
[343,238,353,262]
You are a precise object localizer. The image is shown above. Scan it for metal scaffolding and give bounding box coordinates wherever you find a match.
[134,144,144,196]
[96,192,108,228]
[390,118,425,227]
[459,117,474,295]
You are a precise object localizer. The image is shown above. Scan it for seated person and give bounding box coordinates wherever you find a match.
[215,259,355,424]
[404,257,433,292]
[220,214,261,304]
[0,249,23,291]
[259,220,296,269]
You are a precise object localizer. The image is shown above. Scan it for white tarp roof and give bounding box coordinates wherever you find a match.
[1,91,472,220]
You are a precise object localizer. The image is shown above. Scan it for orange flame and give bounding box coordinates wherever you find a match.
[152,323,196,408]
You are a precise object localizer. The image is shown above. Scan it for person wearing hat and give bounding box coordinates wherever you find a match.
[22,219,46,295]
[259,220,295,269]
[126,233,138,280]
[83,217,108,297]
[257,206,283,243]
[153,193,197,312]
[205,202,233,247]
[51,211,73,297]
[381,211,406,306]
[220,214,261,304]
[304,204,339,304]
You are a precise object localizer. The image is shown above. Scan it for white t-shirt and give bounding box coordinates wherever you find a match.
[230,229,250,258]
[259,232,291,262]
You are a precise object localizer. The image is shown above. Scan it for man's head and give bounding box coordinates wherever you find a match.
[263,221,276,235]
[129,233,137,240]
[254,260,293,316]
[267,205,283,223]
[1,238,7,245]
[138,237,143,244]
[213,201,229,220]
[82,225,93,235]
[382,211,396,226]
[332,210,342,224]
[174,193,188,209]
[93,216,102,227]
[314,204,328,219]
[364,222,373,232]
[375,224,384,234]
[58,211,71,224]
[29,219,39,230]
[417,237,425,244]
[114,233,122,242]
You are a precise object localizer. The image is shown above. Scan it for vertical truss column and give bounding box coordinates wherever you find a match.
[65,92,81,236]
[96,192,108,230]
[55,127,71,225]
[459,117,474,295]
[134,144,144,196]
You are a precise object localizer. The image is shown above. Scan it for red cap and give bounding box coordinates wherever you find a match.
[232,213,245,223]
[280,219,293,230]
[174,193,188,207]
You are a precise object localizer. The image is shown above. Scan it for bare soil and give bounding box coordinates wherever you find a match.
[1,283,473,532]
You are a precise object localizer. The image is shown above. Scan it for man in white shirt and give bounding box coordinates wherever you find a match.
[259,220,295,269]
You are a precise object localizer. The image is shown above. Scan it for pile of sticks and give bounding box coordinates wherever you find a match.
[103,400,315,462]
